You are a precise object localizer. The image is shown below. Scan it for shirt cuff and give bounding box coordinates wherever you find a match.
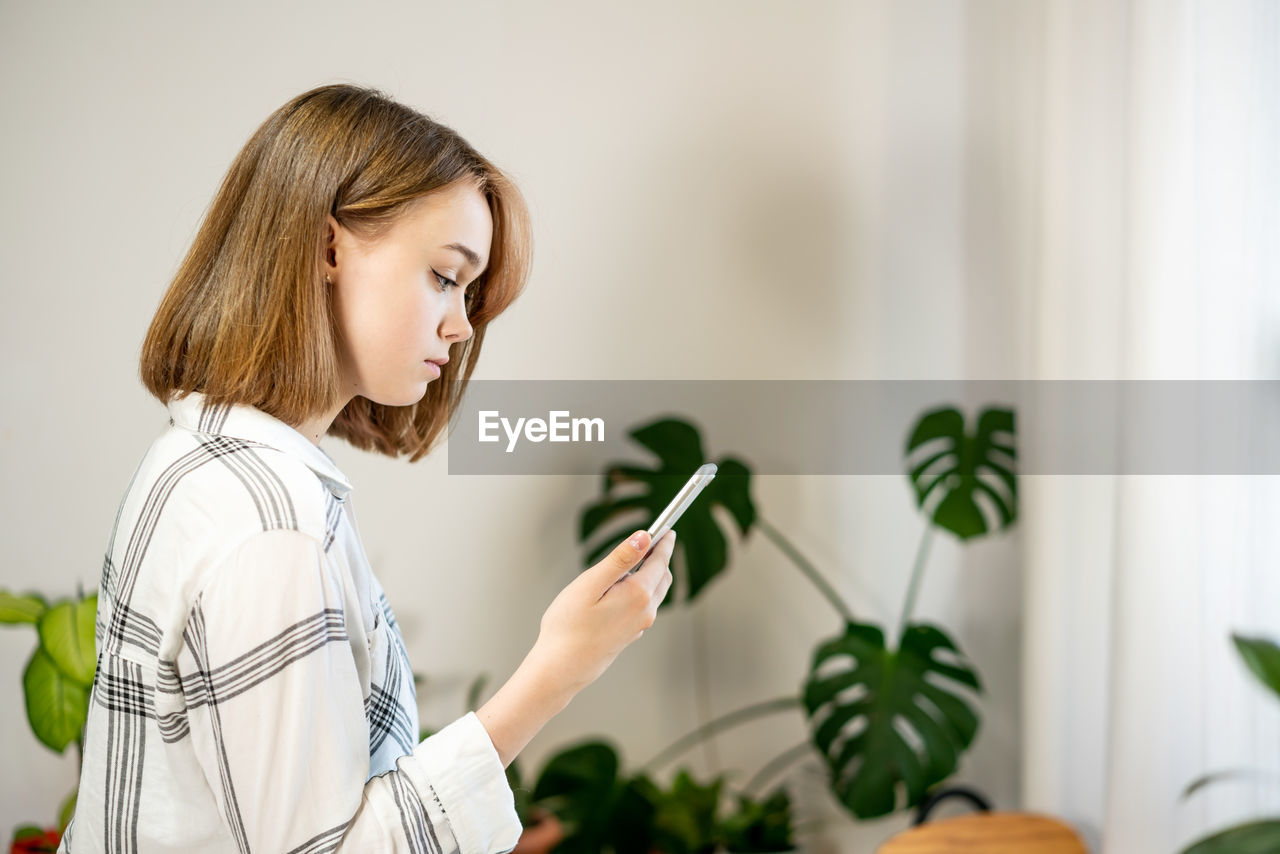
[404,711,523,854]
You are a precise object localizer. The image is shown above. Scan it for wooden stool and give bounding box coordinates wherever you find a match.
[877,811,1089,853]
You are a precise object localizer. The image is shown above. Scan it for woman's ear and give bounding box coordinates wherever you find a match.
[324,215,340,269]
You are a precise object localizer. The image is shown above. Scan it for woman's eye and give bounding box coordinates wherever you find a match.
[433,269,476,314]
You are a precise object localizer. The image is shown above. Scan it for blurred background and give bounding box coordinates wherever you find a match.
[2,1,1277,852]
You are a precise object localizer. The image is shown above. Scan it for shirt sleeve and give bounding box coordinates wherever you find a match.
[182,528,522,854]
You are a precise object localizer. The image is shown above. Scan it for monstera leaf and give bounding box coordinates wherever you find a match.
[1184,821,1280,854]
[579,417,755,605]
[802,620,982,820]
[905,406,1017,541]
[1232,634,1280,700]
[1180,635,1280,854]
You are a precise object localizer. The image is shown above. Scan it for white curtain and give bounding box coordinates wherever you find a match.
[1021,1,1280,853]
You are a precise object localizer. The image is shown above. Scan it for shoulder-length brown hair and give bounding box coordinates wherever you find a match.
[140,83,532,462]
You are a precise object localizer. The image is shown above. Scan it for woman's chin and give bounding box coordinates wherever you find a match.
[368,384,429,408]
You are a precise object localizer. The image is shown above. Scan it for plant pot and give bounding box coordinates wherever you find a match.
[10,827,63,854]
[511,809,565,854]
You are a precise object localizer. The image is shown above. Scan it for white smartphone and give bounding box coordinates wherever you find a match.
[625,463,718,575]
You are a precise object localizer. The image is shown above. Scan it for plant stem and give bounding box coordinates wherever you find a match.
[739,740,814,799]
[692,599,720,774]
[638,696,804,774]
[754,517,856,624]
[896,523,935,643]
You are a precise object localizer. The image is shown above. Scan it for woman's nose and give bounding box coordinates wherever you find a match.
[443,293,473,343]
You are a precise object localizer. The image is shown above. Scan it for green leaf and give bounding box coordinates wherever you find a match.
[58,790,77,832]
[532,740,622,846]
[505,757,538,828]
[802,620,982,820]
[905,406,1017,541]
[640,769,723,854]
[23,648,90,753]
[1181,767,1280,801]
[0,590,48,625]
[465,673,488,711]
[533,740,620,801]
[38,595,98,686]
[608,776,659,854]
[526,743,658,854]
[579,417,755,606]
[718,787,795,852]
[1232,634,1280,701]
[1183,820,1280,854]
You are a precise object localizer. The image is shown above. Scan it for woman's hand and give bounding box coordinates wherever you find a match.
[476,530,675,768]
[531,529,676,695]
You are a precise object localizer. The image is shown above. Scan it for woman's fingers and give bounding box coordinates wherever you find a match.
[652,569,673,604]
[636,530,676,593]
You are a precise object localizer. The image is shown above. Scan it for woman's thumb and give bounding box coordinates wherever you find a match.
[606,530,649,574]
[590,531,650,600]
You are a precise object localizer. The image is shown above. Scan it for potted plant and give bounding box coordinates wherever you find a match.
[716,787,796,853]
[508,736,796,854]
[1,587,98,851]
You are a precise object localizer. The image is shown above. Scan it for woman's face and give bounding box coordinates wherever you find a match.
[325,180,491,407]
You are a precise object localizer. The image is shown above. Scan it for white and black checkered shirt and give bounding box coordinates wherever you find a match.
[59,391,521,854]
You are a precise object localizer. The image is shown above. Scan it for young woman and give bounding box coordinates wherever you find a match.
[60,84,675,854]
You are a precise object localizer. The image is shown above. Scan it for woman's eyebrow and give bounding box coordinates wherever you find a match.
[442,242,482,270]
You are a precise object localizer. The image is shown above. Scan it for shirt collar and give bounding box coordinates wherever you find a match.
[166,391,354,500]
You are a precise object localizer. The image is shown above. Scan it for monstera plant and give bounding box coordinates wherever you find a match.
[1180,634,1280,854]
[802,406,1013,818]
[577,403,1017,827]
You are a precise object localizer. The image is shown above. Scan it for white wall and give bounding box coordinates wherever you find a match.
[0,1,1034,849]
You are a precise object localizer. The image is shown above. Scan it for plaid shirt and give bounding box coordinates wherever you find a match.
[59,391,521,854]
